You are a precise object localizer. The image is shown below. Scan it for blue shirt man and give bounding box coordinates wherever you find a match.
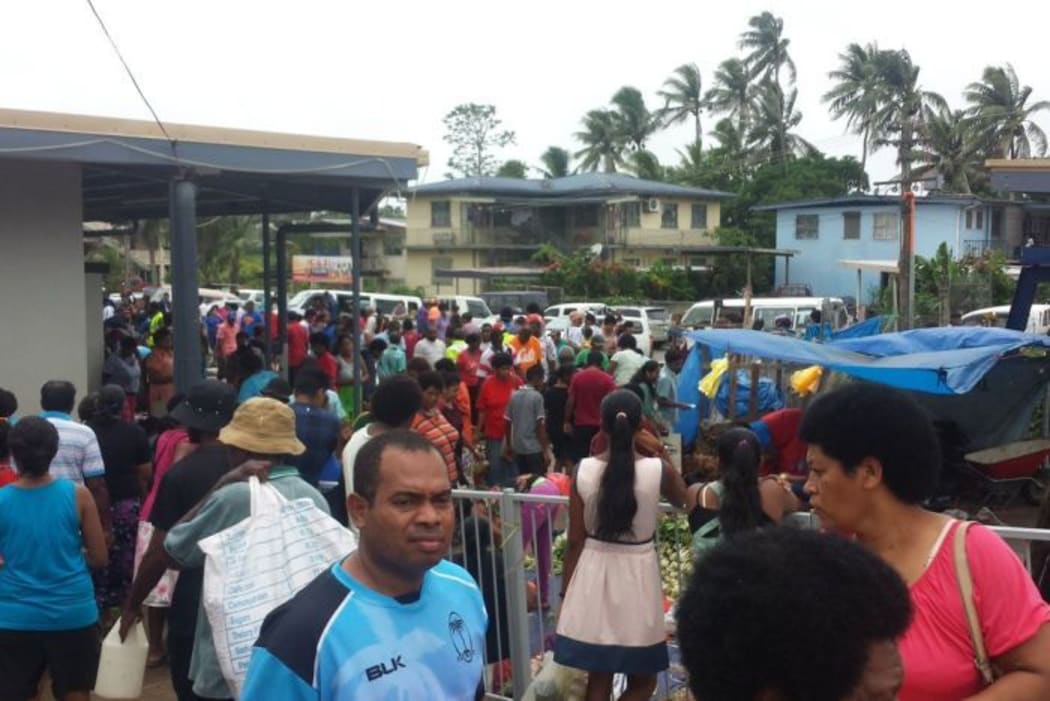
[286,369,342,488]
[242,429,486,701]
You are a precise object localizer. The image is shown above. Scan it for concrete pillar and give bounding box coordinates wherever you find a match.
[0,160,87,413]
[169,178,202,391]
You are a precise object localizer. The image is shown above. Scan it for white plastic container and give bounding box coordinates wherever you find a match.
[94,618,149,699]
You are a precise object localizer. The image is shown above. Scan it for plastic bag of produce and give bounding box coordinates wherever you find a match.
[522,652,588,701]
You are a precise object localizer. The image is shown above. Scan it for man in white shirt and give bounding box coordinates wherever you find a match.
[412,325,447,369]
[39,380,112,538]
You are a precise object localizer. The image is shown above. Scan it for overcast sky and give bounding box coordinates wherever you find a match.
[3,0,1049,190]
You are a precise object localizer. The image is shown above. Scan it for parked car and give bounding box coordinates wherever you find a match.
[439,295,499,325]
[961,304,1050,335]
[145,286,241,318]
[543,302,614,322]
[615,306,670,344]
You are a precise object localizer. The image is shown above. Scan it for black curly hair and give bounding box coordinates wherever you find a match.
[676,528,911,701]
[799,382,941,504]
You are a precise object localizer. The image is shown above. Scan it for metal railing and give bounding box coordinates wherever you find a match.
[451,490,1050,700]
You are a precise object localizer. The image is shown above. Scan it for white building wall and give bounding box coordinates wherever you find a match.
[0,160,87,413]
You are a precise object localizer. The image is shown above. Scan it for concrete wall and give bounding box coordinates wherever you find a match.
[774,202,975,299]
[0,160,87,413]
[85,271,105,394]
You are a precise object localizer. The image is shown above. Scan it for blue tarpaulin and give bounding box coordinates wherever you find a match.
[829,316,884,340]
[674,327,1050,445]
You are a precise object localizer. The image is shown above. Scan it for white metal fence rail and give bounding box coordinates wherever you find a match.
[450,489,1050,700]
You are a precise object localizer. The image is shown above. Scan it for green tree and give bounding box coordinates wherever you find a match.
[739,11,796,86]
[747,82,816,165]
[914,107,983,194]
[442,103,516,177]
[704,58,755,134]
[574,109,625,173]
[626,150,665,181]
[610,86,660,151]
[965,64,1050,159]
[538,146,572,178]
[197,216,259,285]
[496,159,529,178]
[867,49,946,187]
[658,63,705,148]
[823,42,883,173]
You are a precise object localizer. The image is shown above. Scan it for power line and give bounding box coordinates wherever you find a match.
[84,0,176,156]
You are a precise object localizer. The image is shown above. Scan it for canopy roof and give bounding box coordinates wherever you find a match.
[0,107,426,220]
[684,327,1050,395]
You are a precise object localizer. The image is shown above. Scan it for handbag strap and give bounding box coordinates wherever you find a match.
[951,520,995,686]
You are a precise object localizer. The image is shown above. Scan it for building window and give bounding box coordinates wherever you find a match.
[621,257,641,268]
[621,202,641,227]
[431,201,451,228]
[431,256,452,286]
[975,209,985,230]
[691,204,708,230]
[661,203,678,229]
[383,233,404,256]
[795,214,819,240]
[659,257,678,267]
[843,211,860,240]
[965,210,974,229]
[873,212,899,240]
[575,206,599,227]
[688,255,710,268]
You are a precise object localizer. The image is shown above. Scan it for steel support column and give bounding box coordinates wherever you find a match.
[276,226,289,379]
[351,188,363,416]
[261,208,272,366]
[169,177,202,391]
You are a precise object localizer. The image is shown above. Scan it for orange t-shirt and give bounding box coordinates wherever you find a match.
[508,336,543,374]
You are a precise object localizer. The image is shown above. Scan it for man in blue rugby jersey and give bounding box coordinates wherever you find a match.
[242,429,486,700]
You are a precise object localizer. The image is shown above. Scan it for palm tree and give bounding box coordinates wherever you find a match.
[914,107,982,194]
[823,42,883,173]
[704,58,755,134]
[626,150,664,181]
[739,11,796,85]
[868,49,947,187]
[965,64,1050,159]
[538,146,571,178]
[709,118,749,163]
[748,82,816,165]
[574,109,625,173]
[658,63,704,147]
[610,86,660,151]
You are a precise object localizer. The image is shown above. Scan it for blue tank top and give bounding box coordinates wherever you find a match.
[0,480,97,630]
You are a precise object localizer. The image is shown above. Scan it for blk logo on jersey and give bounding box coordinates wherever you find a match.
[448,611,475,663]
[365,656,406,682]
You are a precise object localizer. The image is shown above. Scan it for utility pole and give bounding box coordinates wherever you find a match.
[899,191,916,329]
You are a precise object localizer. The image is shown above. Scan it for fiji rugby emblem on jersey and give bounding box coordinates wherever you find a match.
[448,611,475,663]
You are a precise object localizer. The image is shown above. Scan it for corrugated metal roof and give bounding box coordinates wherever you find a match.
[752,193,986,212]
[409,173,733,200]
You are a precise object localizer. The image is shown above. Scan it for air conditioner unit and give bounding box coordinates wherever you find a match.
[646,198,661,213]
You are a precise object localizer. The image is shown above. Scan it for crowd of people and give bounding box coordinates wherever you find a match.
[0,291,1047,700]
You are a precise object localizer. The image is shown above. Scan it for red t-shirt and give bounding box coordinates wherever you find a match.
[316,352,338,387]
[404,331,420,359]
[899,521,1050,701]
[287,323,309,368]
[456,349,483,389]
[758,408,807,477]
[0,464,15,488]
[476,374,522,439]
[568,367,616,428]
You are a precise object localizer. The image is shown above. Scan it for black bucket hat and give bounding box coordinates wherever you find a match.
[170,380,237,432]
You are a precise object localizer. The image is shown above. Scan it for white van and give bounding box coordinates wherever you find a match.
[287,290,421,319]
[680,297,850,332]
[543,302,615,322]
[961,304,1050,335]
[439,296,498,325]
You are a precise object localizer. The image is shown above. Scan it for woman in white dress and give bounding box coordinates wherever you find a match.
[555,389,700,700]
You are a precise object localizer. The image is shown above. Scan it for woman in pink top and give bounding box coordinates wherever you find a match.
[800,383,1050,701]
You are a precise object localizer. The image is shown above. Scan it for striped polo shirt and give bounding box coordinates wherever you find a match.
[40,411,106,483]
